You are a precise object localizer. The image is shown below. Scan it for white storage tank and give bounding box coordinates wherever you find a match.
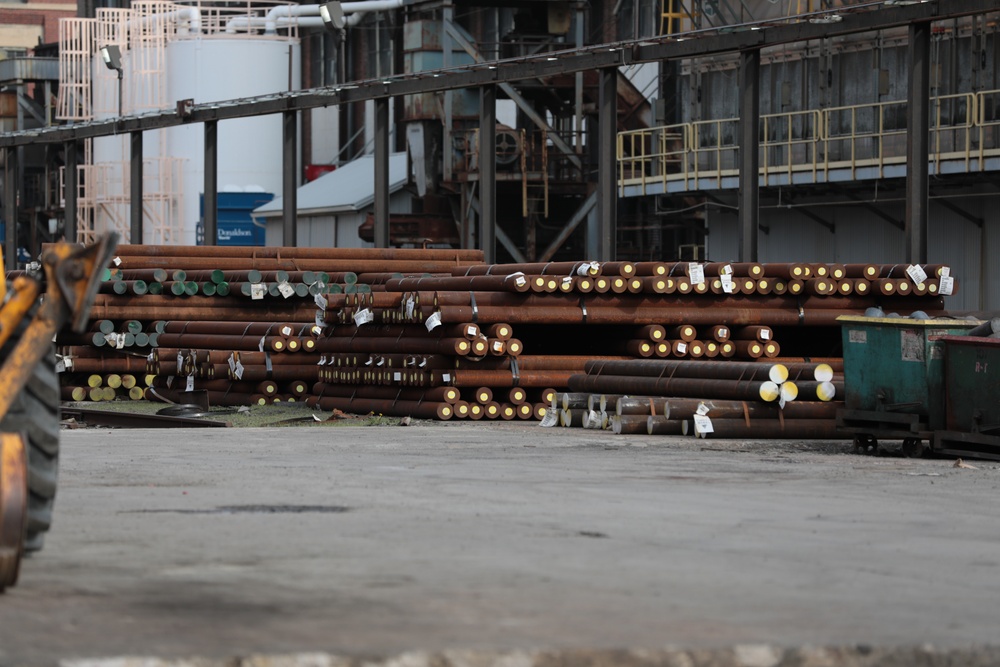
[85,2,301,245]
[165,36,300,245]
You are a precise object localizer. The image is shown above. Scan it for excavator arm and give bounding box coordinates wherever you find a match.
[0,233,119,590]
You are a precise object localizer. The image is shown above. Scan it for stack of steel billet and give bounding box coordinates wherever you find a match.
[557,358,844,438]
[57,244,485,413]
[57,248,953,428]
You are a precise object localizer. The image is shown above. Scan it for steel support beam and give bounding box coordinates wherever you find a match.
[374,97,390,248]
[283,109,298,247]
[4,1,1000,150]
[540,191,597,262]
[738,48,760,262]
[905,21,931,264]
[593,66,617,261]
[64,141,77,243]
[479,84,497,264]
[203,120,218,246]
[130,131,143,245]
[4,147,15,269]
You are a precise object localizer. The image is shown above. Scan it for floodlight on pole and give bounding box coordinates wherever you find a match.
[100,44,124,117]
[319,1,346,30]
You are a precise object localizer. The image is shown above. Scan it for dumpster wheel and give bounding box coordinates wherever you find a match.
[853,434,878,455]
[901,437,926,458]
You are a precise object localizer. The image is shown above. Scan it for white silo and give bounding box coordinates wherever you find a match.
[82,1,301,245]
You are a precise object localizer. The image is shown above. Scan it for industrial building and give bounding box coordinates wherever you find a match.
[2,1,1000,311]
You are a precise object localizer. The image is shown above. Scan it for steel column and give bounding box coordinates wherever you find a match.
[203,120,218,246]
[479,84,497,264]
[283,109,298,247]
[130,131,143,245]
[374,97,390,248]
[4,147,15,269]
[906,21,931,264]
[738,48,761,262]
[64,141,77,243]
[594,66,617,262]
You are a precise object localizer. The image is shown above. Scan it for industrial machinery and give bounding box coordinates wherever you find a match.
[0,233,118,591]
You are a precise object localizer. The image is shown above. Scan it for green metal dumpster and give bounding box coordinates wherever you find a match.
[836,315,980,456]
[932,335,1000,460]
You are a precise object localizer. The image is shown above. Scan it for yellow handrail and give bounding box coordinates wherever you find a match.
[617,88,1000,192]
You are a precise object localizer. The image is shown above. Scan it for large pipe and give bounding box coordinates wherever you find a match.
[224,0,405,34]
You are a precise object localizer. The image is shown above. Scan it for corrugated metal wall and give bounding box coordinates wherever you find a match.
[705,194,1000,311]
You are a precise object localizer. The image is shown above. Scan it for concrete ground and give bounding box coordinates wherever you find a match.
[2,423,999,667]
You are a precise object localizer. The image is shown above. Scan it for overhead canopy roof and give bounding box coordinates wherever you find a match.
[254,152,408,219]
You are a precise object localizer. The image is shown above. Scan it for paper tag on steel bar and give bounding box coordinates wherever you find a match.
[539,409,558,427]
[314,311,326,328]
[228,353,236,374]
[695,402,710,417]
[251,283,266,300]
[720,274,734,294]
[113,256,122,266]
[234,360,245,380]
[693,414,714,435]
[688,263,705,285]
[906,264,928,286]
[939,275,955,296]
[353,308,374,327]
[277,281,295,298]
[425,311,442,331]
[185,375,195,392]
[405,296,415,320]
[721,264,733,276]
[314,292,328,310]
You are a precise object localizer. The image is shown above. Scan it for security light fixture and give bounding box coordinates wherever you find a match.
[100,45,123,75]
[319,1,346,31]
[101,45,124,116]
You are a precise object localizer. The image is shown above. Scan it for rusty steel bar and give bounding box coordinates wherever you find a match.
[105,244,485,262]
[226,365,321,382]
[792,380,843,402]
[663,398,842,421]
[584,359,788,384]
[313,336,473,356]
[385,274,531,293]
[450,369,576,389]
[611,415,650,434]
[694,418,840,439]
[568,373,781,402]
[310,383,460,404]
[310,396,454,420]
[615,396,664,416]
[646,416,687,435]
[453,261,600,277]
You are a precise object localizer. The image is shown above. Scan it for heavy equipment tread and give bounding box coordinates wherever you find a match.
[0,314,60,552]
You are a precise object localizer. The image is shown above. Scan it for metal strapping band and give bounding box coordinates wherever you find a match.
[469,291,478,322]
[742,401,750,427]
[798,302,805,325]
[510,358,520,386]
[265,351,273,377]
[579,296,587,323]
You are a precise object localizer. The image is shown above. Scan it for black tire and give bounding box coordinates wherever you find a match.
[0,327,60,553]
